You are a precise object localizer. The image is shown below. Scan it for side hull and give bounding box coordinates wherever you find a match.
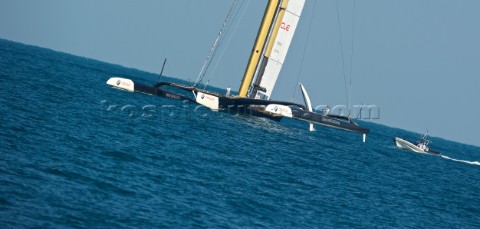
[291,109,369,134]
[114,79,195,102]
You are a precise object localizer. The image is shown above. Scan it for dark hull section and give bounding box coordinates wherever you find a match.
[228,105,283,122]
[217,96,306,110]
[126,80,369,135]
[133,82,283,121]
[134,82,195,102]
[292,109,369,134]
[428,151,441,156]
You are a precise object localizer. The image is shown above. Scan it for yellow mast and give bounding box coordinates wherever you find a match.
[238,0,280,97]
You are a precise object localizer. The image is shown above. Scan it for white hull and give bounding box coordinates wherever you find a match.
[196,91,220,110]
[395,137,423,153]
[394,137,438,155]
[106,77,134,92]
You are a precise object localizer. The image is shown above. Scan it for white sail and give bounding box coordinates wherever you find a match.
[254,0,305,100]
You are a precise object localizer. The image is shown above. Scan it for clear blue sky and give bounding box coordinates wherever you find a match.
[1,0,479,146]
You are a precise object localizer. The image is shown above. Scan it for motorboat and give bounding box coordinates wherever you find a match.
[394,134,440,156]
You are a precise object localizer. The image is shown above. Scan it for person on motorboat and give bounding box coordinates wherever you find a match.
[226,86,231,97]
[415,135,430,152]
[417,142,428,152]
[323,106,330,115]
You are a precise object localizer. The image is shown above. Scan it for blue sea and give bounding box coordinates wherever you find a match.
[1,38,479,228]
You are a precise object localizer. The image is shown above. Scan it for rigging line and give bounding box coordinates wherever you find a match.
[204,0,251,89]
[203,0,242,77]
[196,0,238,87]
[292,0,318,101]
[336,0,350,113]
[194,0,238,87]
[348,0,356,114]
[202,1,241,90]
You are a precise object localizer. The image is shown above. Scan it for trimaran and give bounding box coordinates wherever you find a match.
[107,0,370,142]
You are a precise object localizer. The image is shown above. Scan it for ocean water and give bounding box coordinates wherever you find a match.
[1,38,479,228]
